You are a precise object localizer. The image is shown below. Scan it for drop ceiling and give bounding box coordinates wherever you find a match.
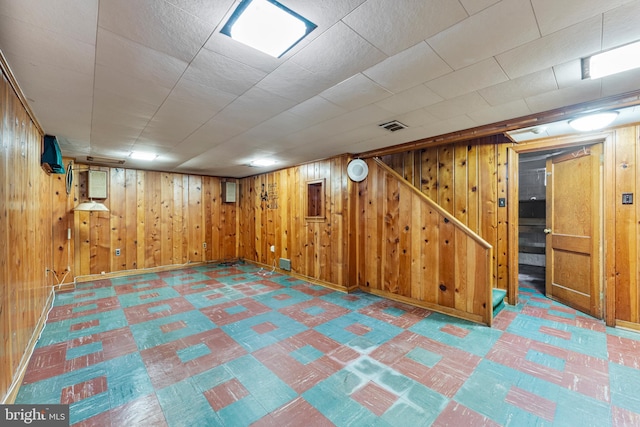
[1,0,640,177]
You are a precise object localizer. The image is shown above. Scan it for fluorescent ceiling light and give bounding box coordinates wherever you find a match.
[250,158,277,167]
[130,151,157,161]
[569,111,618,132]
[221,0,316,58]
[582,40,640,79]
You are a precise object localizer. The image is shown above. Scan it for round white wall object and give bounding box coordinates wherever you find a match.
[347,159,368,182]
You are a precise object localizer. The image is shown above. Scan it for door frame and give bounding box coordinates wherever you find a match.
[507,131,616,325]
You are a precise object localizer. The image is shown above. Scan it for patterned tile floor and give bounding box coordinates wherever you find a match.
[16,262,640,426]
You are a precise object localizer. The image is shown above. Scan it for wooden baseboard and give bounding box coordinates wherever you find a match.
[242,259,350,293]
[2,288,55,404]
[358,286,488,326]
[615,319,640,333]
[74,259,237,284]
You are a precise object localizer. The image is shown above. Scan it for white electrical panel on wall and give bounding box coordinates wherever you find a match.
[88,170,108,199]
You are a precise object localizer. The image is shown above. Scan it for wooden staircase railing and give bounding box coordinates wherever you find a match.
[354,158,496,325]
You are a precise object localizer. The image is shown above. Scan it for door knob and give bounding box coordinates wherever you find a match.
[543,228,552,234]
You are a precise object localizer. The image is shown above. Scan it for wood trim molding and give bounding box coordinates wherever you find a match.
[2,289,55,403]
[0,49,44,135]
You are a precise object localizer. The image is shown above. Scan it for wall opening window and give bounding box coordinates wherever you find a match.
[306,179,325,221]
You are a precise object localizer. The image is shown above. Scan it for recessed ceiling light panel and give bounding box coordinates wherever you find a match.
[250,158,277,167]
[221,0,316,58]
[130,151,157,161]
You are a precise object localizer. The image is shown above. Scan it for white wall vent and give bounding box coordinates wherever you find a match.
[379,120,408,132]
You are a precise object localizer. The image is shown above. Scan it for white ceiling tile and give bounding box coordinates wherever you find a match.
[317,104,393,135]
[169,79,237,112]
[601,67,640,97]
[98,0,215,63]
[525,80,603,113]
[427,0,539,70]
[602,1,640,49]
[30,96,92,141]
[363,42,452,93]
[343,0,468,56]
[459,0,501,15]
[213,87,297,129]
[467,99,532,125]
[203,32,282,73]
[182,48,267,95]
[0,16,95,76]
[287,96,347,126]
[91,89,158,132]
[256,61,334,102]
[94,64,171,107]
[531,0,626,36]
[164,0,234,25]
[96,29,188,88]
[420,115,480,137]
[173,117,247,155]
[139,101,214,146]
[290,22,387,86]
[319,74,392,110]
[241,111,311,142]
[496,16,602,79]
[552,60,583,89]
[290,0,366,28]
[424,92,490,120]
[395,109,440,128]
[0,0,98,44]
[376,85,444,115]
[426,58,508,99]
[479,68,557,106]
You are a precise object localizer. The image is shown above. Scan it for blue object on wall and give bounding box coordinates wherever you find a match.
[41,134,65,174]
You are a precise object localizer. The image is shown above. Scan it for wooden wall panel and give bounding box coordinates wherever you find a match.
[65,168,236,277]
[614,126,639,324]
[1,65,52,401]
[237,157,352,289]
[357,159,493,325]
[380,135,511,294]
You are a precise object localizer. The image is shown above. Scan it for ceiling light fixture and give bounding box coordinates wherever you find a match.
[130,151,157,161]
[582,40,640,79]
[74,200,110,212]
[250,159,277,167]
[220,0,316,58]
[568,111,619,132]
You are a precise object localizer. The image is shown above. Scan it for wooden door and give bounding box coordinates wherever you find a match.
[545,143,602,317]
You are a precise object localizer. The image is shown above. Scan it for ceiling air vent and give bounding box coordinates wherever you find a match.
[84,156,126,166]
[379,120,408,132]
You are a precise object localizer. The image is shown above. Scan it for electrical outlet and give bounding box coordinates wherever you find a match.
[203,242,207,249]
[115,248,121,256]
[270,245,275,253]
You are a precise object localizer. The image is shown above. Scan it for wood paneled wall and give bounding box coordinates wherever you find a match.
[613,126,640,328]
[1,65,53,401]
[237,156,353,290]
[66,168,237,278]
[380,135,512,294]
[355,158,494,325]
